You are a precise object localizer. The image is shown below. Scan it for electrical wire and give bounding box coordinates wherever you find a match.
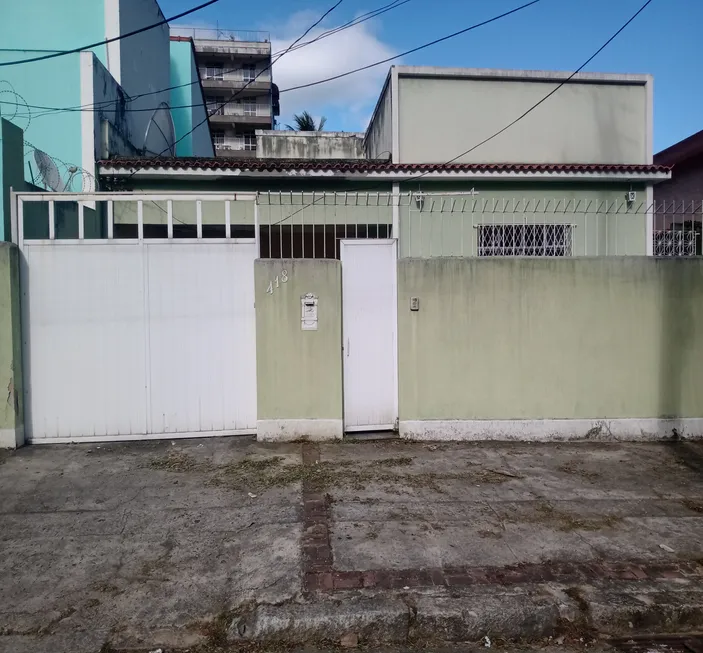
[0,0,221,67]
[408,0,656,179]
[4,0,540,122]
[280,0,543,94]
[0,0,412,117]
[164,0,345,157]
[272,0,656,224]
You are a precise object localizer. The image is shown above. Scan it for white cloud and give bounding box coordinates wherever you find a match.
[270,12,398,131]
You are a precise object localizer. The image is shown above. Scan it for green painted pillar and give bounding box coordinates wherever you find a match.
[0,242,23,448]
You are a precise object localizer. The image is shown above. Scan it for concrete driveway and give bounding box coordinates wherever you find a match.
[0,436,702,652]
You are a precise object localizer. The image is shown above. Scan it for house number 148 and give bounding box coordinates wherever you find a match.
[266,270,289,295]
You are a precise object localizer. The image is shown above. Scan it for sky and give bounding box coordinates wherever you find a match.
[165,0,703,152]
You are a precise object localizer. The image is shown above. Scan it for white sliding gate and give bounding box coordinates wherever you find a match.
[15,192,258,443]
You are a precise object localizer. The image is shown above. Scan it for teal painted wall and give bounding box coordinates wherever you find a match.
[0,0,106,64]
[170,41,195,156]
[170,40,214,157]
[0,0,105,193]
[0,52,83,192]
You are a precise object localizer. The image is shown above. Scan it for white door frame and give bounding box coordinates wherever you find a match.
[340,239,398,432]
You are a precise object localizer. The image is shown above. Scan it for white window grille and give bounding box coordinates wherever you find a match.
[242,64,256,82]
[212,130,225,146]
[207,95,225,115]
[243,100,257,116]
[653,229,698,257]
[243,134,256,151]
[478,224,573,257]
[205,64,224,80]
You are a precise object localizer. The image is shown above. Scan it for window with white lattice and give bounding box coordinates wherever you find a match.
[242,64,256,82]
[478,224,573,257]
[243,133,256,151]
[204,64,223,80]
[243,99,257,116]
[212,130,225,146]
[206,95,225,115]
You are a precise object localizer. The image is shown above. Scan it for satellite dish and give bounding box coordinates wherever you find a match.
[144,102,176,157]
[34,149,64,191]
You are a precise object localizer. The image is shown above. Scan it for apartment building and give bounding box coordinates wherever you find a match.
[186,28,279,157]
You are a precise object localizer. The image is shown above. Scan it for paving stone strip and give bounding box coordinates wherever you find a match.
[300,442,703,594]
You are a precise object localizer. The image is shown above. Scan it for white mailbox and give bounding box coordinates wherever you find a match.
[301,293,318,331]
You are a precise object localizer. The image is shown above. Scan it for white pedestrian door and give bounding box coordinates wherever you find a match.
[341,240,397,432]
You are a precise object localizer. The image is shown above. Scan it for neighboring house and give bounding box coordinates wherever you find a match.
[100,66,670,257]
[12,67,703,449]
[178,27,279,157]
[653,129,703,255]
[0,0,213,239]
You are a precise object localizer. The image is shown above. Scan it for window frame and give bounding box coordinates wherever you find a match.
[477,223,573,257]
[211,130,225,147]
[204,64,224,80]
[242,64,257,82]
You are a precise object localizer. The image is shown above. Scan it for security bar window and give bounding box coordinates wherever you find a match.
[478,224,573,257]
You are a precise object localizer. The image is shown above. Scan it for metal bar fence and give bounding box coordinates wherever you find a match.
[14,193,258,246]
[400,194,703,258]
[13,192,703,259]
[255,191,394,259]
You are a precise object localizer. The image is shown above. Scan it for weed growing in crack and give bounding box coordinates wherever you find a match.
[147,451,198,472]
[146,450,513,495]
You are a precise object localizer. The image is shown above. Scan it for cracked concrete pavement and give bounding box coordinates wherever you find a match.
[0,436,702,652]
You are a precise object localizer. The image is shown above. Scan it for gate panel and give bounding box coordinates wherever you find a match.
[23,244,148,440]
[21,238,257,442]
[147,242,257,434]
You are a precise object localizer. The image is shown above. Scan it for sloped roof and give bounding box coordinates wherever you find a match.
[99,157,670,176]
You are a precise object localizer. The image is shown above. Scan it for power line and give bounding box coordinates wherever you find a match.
[0,0,412,117]
[1,0,540,119]
[280,0,543,94]
[278,0,412,56]
[0,0,221,68]
[411,0,655,177]
[164,0,345,158]
[274,0,655,224]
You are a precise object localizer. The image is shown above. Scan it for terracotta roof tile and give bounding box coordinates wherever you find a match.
[98,157,671,175]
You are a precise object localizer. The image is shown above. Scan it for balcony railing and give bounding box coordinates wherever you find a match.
[200,79,271,93]
[208,104,271,118]
[172,27,270,42]
[214,137,257,153]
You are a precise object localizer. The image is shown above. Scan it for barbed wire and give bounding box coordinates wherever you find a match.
[23,139,96,193]
[0,81,32,131]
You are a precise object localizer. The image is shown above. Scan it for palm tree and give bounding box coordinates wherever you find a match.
[286,111,327,131]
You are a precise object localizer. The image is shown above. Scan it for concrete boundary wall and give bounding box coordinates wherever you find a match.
[398,257,703,441]
[255,259,343,441]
